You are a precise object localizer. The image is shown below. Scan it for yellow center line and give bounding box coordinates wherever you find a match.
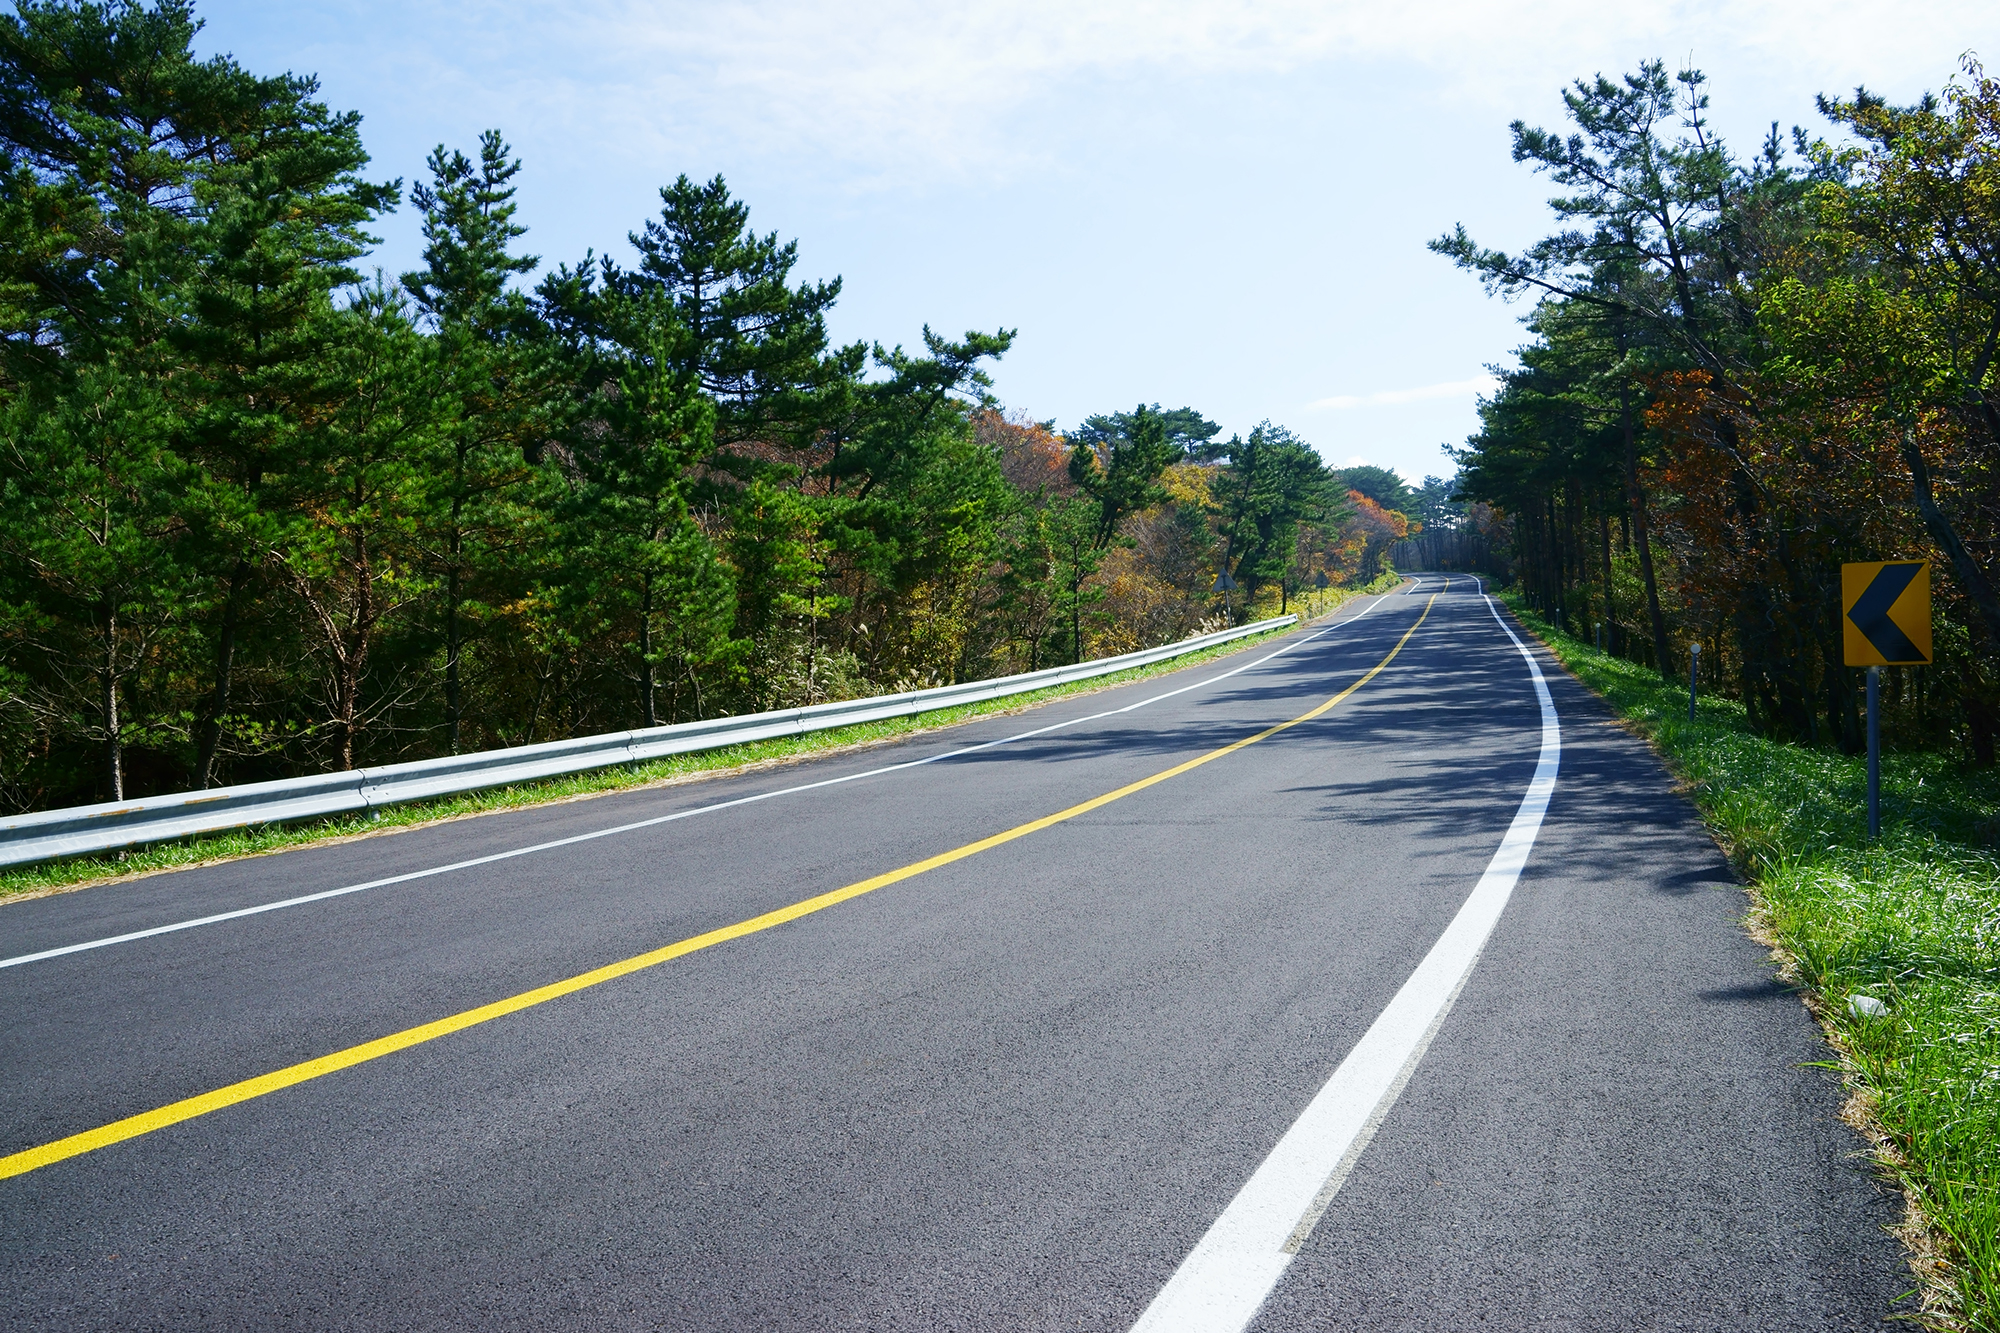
[1,593,1439,1182]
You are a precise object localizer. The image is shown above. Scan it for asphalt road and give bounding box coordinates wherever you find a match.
[0,577,1911,1330]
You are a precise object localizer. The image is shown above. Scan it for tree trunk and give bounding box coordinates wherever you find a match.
[806,582,821,706]
[1622,386,1673,677]
[101,600,123,802]
[1549,492,1568,632]
[445,531,463,753]
[337,656,360,772]
[1766,527,1815,742]
[196,560,249,789]
[1822,633,1861,755]
[1565,479,1585,630]
[1967,690,1996,767]
[1903,432,2000,660]
[337,526,373,772]
[638,574,658,728]
[1072,577,1083,657]
[1599,509,1616,654]
[445,450,470,753]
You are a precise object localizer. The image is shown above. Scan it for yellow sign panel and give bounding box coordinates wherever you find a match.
[1842,561,1932,666]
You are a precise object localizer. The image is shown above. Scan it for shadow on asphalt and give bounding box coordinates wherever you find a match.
[1696,978,1798,1004]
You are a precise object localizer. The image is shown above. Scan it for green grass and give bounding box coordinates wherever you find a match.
[1501,592,2000,1332]
[0,588,1396,903]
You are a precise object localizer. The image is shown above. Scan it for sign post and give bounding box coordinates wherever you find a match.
[1866,666,1881,839]
[1210,568,1238,626]
[1842,561,1932,839]
[1688,642,1700,723]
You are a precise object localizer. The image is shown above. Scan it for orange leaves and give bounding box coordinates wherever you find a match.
[1319,491,1407,585]
[973,408,1075,498]
[1345,490,1409,540]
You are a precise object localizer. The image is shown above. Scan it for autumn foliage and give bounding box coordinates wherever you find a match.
[1439,57,2000,761]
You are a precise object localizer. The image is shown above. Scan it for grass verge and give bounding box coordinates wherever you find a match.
[1499,592,2000,1332]
[0,584,1397,904]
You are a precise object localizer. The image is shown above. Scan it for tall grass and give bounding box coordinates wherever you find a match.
[1503,593,2000,1331]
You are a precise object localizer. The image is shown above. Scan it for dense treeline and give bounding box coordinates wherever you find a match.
[0,0,1407,812]
[1430,58,2000,763]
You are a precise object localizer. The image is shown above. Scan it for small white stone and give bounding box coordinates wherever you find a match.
[1849,994,1888,1019]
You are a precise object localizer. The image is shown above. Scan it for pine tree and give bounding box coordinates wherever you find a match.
[403,130,542,751]
[624,173,849,451]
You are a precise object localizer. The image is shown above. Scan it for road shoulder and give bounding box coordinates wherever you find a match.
[1256,597,1915,1331]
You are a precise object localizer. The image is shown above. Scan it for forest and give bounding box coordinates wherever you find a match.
[0,0,1425,812]
[1414,58,2000,766]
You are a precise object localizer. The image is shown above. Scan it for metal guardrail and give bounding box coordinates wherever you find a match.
[0,614,1298,869]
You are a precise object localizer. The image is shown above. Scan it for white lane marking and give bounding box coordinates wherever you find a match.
[1130,585,1559,1333]
[0,592,1414,970]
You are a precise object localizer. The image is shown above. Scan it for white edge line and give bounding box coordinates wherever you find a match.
[1129,580,1559,1333]
[0,589,1412,971]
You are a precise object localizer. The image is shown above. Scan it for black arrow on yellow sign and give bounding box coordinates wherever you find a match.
[1849,564,1921,660]
[1842,561,1931,666]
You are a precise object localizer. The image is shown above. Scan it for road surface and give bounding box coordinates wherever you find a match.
[0,577,1910,1329]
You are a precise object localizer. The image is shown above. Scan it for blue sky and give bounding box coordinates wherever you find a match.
[195,0,1991,482]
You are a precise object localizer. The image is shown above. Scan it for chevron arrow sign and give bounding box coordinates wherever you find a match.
[1842,561,1932,666]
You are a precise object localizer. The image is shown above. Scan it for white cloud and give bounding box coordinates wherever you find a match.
[423,0,1995,182]
[1310,375,1499,411]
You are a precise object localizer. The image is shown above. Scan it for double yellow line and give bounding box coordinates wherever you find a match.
[1,594,1438,1182]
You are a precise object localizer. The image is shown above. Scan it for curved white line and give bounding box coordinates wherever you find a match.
[0,588,1418,971]
[1130,584,1559,1333]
